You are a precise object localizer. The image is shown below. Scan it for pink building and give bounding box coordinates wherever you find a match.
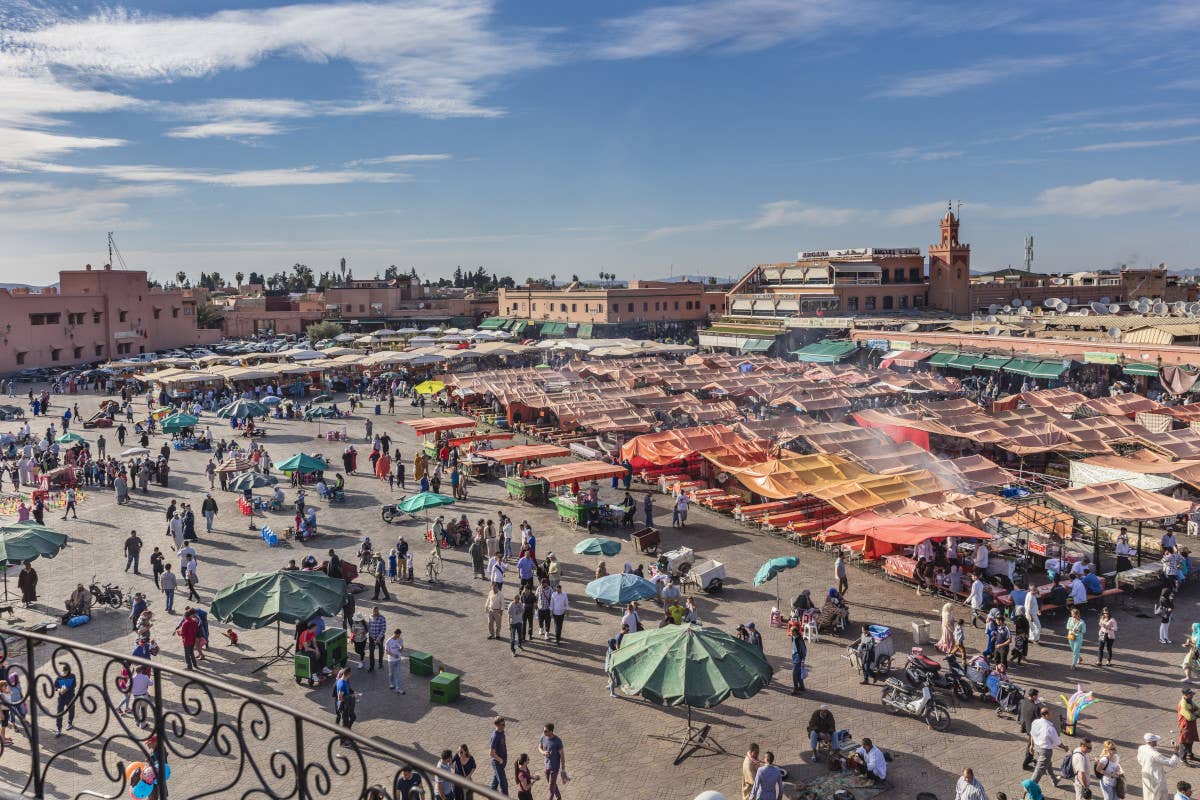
[0,265,220,373]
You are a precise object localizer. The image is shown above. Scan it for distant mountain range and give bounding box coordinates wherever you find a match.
[0,282,54,291]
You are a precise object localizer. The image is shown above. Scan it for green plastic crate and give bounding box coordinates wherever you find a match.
[430,671,460,704]
[409,651,433,676]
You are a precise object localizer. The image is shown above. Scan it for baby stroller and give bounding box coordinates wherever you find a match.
[984,666,1022,718]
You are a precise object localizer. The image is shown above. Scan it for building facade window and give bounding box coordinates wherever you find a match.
[899,295,909,309]
[909,268,920,282]
[94,345,103,357]
[559,303,567,312]
[532,303,537,311]
[611,303,618,312]
[913,295,923,308]
[882,296,894,310]
[628,303,634,312]
[865,296,876,311]
[117,343,131,355]
[119,311,128,322]
[15,352,25,365]
[172,307,180,318]
[571,303,577,312]
[709,304,716,311]
[93,312,101,324]
[73,346,82,359]
[153,309,161,320]
[847,296,859,312]
[880,269,889,284]
[643,303,648,311]
[50,348,61,362]
[29,313,62,326]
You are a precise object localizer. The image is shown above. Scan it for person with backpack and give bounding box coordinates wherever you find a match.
[1067,739,1092,800]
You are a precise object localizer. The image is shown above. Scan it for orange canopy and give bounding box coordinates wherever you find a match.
[704,452,870,500]
[480,444,572,465]
[620,424,767,470]
[827,511,992,559]
[401,416,477,436]
[1047,480,1194,521]
[526,461,630,488]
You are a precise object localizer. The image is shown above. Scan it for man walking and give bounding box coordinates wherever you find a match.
[124,529,143,574]
[178,609,200,671]
[835,550,848,596]
[201,493,218,533]
[160,564,178,614]
[550,585,569,644]
[508,593,525,656]
[373,564,391,601]
[485,586,504,640]
[384,628,405,693]
[61,486,77,520]
[538,723,565,800]
[488,717,508,795]
[367,607,386,672]
[1028,706,1068,789]
[184,554,200,602]
[97,434,106,459]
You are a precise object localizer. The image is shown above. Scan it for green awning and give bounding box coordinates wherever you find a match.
[1123,362,1160,377]
[947,354,983,370]
[511,320,530,335]
[540,322,567,337]
[1028,361,1068,379]
[1002,359,1046,377]
[577,323,593,339]
[740,338,774,354]
[791,340,858,363]
[478,317,505,330]
[926,352,957,367]
[974,355,1011,372]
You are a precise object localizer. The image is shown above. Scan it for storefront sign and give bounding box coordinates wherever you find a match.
[1083,352,1120,364]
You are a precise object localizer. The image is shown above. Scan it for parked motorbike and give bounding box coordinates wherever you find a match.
[87,576,124,610]
[380,502,408,524]
[879,676,952,731]
[903,649,972,701]
[946,654,993,699]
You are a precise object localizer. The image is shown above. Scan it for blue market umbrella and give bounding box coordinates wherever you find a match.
[261,396,282,406]
[586,573,658,605]
[754,556,799,608]
[574,538,622,557]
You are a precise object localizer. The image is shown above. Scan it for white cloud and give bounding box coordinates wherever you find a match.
[746,201,857,230]
[1075,135,1200,152]
[640,218,741,241]
[878,56,1072,98]
[166,120,284,139]
[597,0,880,59]
[24,162,409,187]
[888,147,964,162]
[5,1,552,119]
[1033,178,1200,216]
[0,182,176,231]
[0,126,125,162]
[347,154,453,166]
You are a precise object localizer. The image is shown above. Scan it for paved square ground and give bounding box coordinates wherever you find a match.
[0,388,1193,800]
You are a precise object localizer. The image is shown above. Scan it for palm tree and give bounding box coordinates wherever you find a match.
[235,271,245,287]
[175,270,187,287]
[571,273,579,284]
[550,273,557,287]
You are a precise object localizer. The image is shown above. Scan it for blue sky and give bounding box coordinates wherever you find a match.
[0,0,1197,285]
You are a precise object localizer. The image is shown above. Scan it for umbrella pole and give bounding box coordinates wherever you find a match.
[650,704,726,766]
[246,620,294,673]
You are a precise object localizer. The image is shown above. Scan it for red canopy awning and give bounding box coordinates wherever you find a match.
[827,511,991,559]
[889,350,935,369]
[401,416,477,436]
[480,444,572,465]
[525,461,629,488]
[448,433,514,447]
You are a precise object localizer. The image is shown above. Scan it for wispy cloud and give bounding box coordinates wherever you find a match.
[166,120,284,139]
[0,126,125,162]
[0,181,175,231]
[22,162,409,188]
[1075,135,1200,152]
[346,154,453,166]
[3,1,552,119]
[639,218,741,242]
[888,146,964,162]
[746,201,857,230]
[878,55,1073,98]
[1033,177,1200,216]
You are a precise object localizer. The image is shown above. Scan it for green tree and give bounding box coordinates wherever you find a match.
[571,273,579,284]
[235,271,244,287]
[196,303,224,330]
[306,321,344,343]
[707,276,718,285]
[174,270,188,288]
[550,273,557,287]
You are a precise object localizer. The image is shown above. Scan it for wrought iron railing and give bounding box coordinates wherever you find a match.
[0,626,506,799]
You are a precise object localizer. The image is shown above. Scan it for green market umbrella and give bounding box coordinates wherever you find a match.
[228,471,278,491]
[396,492,455,514]
[55,432,86,444]
[607,623,772,763]
[217,399,269,420]
[753,555,799,608]
[305,406,336,419]
[160,413,199,433]
[210,569,347,671]
[273,453,327,474]
[0,524,69,603]
[574,538,622,557]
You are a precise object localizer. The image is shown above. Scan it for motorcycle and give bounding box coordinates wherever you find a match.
[87,576,124,610]
[903,649,973,701]
[947,653,994,699]
[380,502,409,524]
[879,676,952,731]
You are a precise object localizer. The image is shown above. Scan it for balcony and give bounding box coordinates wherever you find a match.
[0,626,502,800]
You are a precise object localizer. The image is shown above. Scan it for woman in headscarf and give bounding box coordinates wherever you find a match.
[935,601,955,653]
[1011,605,1030,665]
[1183,621,1200,683]
[1159,586,1176,644]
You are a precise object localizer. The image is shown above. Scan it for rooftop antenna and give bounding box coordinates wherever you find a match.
[106,232,128,270]
[1024,235,1034,273]
[956,200,962,218]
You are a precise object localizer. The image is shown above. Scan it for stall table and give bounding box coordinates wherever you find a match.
[505,476,546,503]
[553,496,595,527]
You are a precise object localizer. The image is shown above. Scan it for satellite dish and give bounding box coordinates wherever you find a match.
[986,314,998,323]
[1174,301,1187,312]
[1002,305,1012,314]
[1189,302,1200,314]
[1051,277,1066,286]
[1089,301,1109,314]
[1055,301,1068,313]
[1018,306,1031,315]
[987,304,1000,315]
[987,326,1001,336]
[1044,297,1061,308]
[1153,302,1169,315]
[1108,304,1120,314]
[1137,299,1150,313]
[1011,299,1023,308]
[1069,297,1078,306]
[1077,308,1090,316]
[1100,296,1111,304]
[1107,327,1121,339]
[900,322,920,332]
